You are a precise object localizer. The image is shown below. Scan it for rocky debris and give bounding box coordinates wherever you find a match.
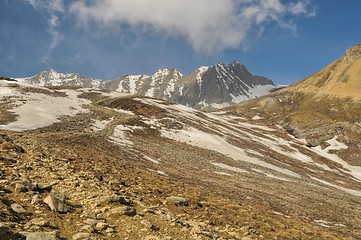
[100,195,130,205]
[11,203,28,215]
[43,192,67,213]
[0,92,358,239]
[166,196,189,206]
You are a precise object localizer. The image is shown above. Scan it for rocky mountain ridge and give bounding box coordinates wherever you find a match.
[16,62,283,109]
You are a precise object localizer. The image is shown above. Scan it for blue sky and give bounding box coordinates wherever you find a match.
[1,0,361,85]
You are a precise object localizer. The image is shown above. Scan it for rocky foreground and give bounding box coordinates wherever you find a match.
[0,80,360,239]
[0,128,351,240]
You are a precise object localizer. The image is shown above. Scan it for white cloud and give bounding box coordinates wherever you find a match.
[28,0,316,55]
[25,0,65,63]
[68,0,316,54]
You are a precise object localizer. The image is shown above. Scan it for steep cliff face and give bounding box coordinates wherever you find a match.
[168,62,280,109]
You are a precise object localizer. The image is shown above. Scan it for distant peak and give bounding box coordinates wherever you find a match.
[345,43,361,63]
[229,60,240,66]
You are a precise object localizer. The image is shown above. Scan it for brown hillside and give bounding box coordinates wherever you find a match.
[229,44,361,164]
[280,43,361,100]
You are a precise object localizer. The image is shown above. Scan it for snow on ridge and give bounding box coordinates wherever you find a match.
[127,75,142,95]
[196,66,209,98]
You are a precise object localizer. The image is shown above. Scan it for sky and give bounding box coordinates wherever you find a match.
[1,0,361,85]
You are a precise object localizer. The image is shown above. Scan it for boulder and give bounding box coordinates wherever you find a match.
[72,232,90,240]
[110,206,136,216]
[19,232,59,240]
[43,192,67,213]
[166,196,189,206]
[11,203,28,214]
[30,218,49,227]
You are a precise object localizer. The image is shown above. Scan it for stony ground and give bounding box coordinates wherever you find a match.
[0,127,352,240]
[0,83,360,239]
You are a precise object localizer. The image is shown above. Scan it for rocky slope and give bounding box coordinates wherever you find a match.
[229,44,361,165]
[16,62,283,110]
[0,79,360,239]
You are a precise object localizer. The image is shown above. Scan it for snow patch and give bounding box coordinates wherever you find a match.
[143,155,160,164]
[0,89,90,131]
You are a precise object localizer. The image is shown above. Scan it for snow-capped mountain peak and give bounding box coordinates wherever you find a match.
[15,62,284,109]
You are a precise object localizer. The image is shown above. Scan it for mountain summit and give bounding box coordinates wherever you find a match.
[231,43,361,163]
[282,43,361,100]
[16,62,283,109]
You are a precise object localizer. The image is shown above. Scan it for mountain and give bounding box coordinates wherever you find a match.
[230,44,361,164]
[16,62,283,109]
[0,77,360,239]
[16,69,103,88]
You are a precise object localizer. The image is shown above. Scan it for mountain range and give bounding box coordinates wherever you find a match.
[16,61,283,109]
[0,45,360,239]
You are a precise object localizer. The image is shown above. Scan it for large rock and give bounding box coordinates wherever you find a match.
[166,196,189,206]
[101,195,130,205]
[43,192,67,213]
[72,232,90,240]
[110,206,136,216]
[19,232,59,240]
[11,203,28,214]
[30,218,49,227]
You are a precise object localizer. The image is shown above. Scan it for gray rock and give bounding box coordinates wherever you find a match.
[15,183,27,193]
[72,232,90,240]
[80,225,95,233]
[11,203,28,214]
[166,196,189,206]
[101,195,130,205]
[19,232,59,240]
[94,222,108,231]
[83,219,102,226]
[31,195,42,205]
[105,227,115,233]
[30,218,49,227]
[32,182,53,191]
[43,192,67,213]
[110,206,136,216]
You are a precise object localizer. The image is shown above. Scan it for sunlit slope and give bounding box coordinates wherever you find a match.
[281,43,361,100]
[229,44,361,164]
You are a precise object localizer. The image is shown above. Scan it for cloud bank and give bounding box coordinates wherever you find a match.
[27,0,316,55]
[69,0,316,54]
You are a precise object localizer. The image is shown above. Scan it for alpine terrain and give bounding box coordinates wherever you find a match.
[0,45,360,239]
[16,62,283,110]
